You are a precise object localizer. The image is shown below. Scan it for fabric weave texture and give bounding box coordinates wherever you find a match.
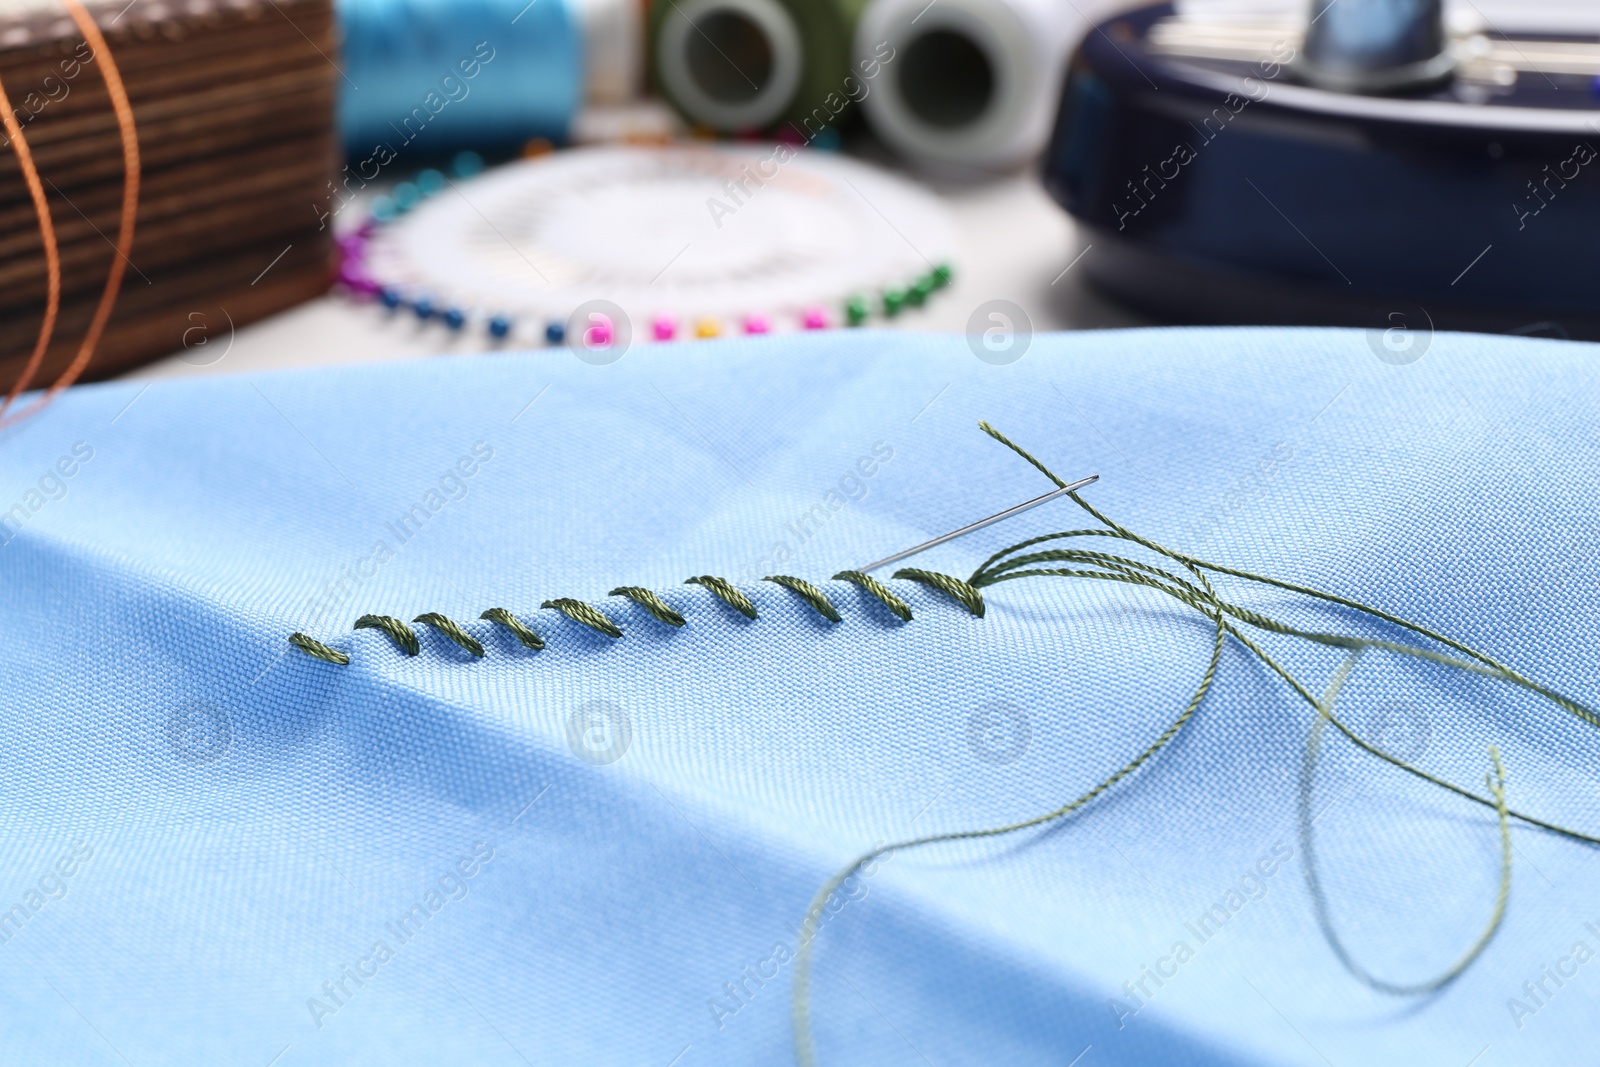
[0,327,1596,1066]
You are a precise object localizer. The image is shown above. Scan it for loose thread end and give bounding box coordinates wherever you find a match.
[978,420,1070,490]
[1486,744,1508,803]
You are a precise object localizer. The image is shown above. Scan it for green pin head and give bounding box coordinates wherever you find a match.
[845,295,869,327]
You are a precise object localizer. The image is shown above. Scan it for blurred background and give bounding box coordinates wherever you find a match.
[0,0,1595,384]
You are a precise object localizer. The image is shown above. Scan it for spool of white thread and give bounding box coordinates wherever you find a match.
[653,0,807,130]
[854,0,1074,172]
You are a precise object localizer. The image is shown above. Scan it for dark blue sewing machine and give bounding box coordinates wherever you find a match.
[1043,0,1600,339]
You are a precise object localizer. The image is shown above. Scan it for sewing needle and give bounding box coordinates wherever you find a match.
[857,474,1099,574]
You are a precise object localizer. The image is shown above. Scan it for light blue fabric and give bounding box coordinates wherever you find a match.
[0,327,1597,1066]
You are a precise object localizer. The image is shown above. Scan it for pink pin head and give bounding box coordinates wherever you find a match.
[653,315,676,341]
[802,306,828,330]
[583,313,614,349]
[337,263,377,295]
[744,314,770,335]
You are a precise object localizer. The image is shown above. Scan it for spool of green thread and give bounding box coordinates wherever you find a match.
[649,0,872,134]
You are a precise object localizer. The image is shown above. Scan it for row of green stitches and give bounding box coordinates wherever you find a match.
[287,569,982,666]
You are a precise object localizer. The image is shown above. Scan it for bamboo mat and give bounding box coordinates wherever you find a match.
[0,0,336,383]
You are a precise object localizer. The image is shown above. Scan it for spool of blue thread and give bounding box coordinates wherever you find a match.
[337,0,584,156]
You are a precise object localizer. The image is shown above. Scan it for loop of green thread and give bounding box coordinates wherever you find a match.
[891,568,985,617]
[764,575,842,623]
[966,522,1600,732]
[832,570,912,622]
[979,418,1600,728]
[969,420,1597,839]
[966,545,1597,843]
[289,632,348,665]
[793,421,1600,1067]
[480,607,545,650]
[685,575,758,619]
[412,612,485,657]
[1299,651,1513,995]
[609,586,686,627]
[541,598,623,638]
[354,614,419,656]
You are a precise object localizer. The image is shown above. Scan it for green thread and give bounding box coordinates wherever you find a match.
[686,575,758,619]
[267,420,1590,1066]
[269,419,1583,1067]
[977,419,1069,489]
[967,552,1592,839]
[892,568,985,617]
[1298,650,1513,995]
[764,575,842,622]
[793,553,1228,1067]
[354,614,419,656]
[791,421,1600,1067]
[832,571,912,622]
[412,612,485,657]
[955,431,1597,842]
[287,569,960,664]
[609,586,686,627]
[288,632,348,665]
[542,597,623,638]
[269,419,1596,1065]
[480,607,544,650]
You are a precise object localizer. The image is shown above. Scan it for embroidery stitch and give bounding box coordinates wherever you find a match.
[288,632,349,665]
[831,570,911,622]
[686,575,757,619]
[354,614,419,656]
[480,607,545,649]
[541,597,623,638]
[762,576,841,622]
[414,612,484,656]
[892,568,984,617]
[289,574,967,662]
[609,587,686,628]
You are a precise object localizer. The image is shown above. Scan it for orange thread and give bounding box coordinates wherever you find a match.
[0,56,63,417]
[0,0,140,430]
